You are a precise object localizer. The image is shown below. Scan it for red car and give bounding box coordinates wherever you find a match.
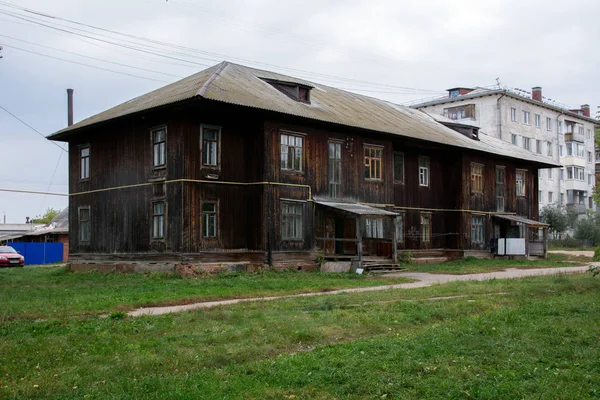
[0,246,24,267]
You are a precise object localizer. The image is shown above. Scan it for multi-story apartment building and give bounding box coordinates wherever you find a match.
[413,87,599,217]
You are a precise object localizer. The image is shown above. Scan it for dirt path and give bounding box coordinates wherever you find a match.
[128,265,591,317]
[549,250,594,257]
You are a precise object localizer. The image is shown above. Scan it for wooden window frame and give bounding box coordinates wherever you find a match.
[328,140,342,198]
[395,214,405,243]
[496,166,505,212]
[471,163,483,193]
[420,213,431,244]
[516,170,527,197]
[280,131,305,173]
[200,125,221,170]
[152,201,166,240]
[202,201,219,239]
[393,152,405,184]
[364,144,383,181]
[281,201,303,241]
[78,206,91,243]
[471,214,485,245]
[365,218,384,239]
[79,144,90,181]
[418,156,430,187]
[151,126,167,169]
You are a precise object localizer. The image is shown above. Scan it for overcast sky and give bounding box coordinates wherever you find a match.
[1,0,598,224]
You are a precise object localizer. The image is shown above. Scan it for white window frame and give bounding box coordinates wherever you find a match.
[365,218,384,239]
[364,144,383,180]
[522,111,530,125]
[516,170,526,197]
[511,134,517,145]
[418,156,430,187]
[471,215,484,244]
[546,117,552,131]
[534,114,541,128]
[510,108,517,122]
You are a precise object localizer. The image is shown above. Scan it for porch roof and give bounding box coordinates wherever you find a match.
[315,201,398,217]
[493,214,549,228]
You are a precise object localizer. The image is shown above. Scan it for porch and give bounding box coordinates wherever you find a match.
[491,214,549,258]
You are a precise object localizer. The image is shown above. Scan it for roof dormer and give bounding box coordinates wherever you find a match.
[261,78,312,104]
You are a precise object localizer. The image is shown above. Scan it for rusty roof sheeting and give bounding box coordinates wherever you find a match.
[493,214,548,227]
[315,201,398,217]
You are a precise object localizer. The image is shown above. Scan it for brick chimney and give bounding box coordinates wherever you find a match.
[581,104,590,117]
[532,87,542,102]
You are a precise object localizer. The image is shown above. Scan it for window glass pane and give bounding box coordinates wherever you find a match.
[81,147,89,157]
[204,129,217,140]
[203,203,216,213]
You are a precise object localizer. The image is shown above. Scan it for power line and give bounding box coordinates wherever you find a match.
[0,188,68,197]
[0,105,67,152]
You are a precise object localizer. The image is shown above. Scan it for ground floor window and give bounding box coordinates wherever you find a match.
[420,214,431,243]
[202,202,218,238]
[282,202,303,240]
[152,201,165,239]
[365,218,383,238]
[79,207,90,243]
[395,214,404,243]
[471,215,484,244]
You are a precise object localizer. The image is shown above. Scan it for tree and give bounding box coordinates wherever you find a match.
[32,208,61,224]
[540,204,569,240]
[574,215,600,246]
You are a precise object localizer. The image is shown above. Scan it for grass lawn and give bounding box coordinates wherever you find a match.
[0,266,412,320]
[1,270,598,399]
[402,253,592,274]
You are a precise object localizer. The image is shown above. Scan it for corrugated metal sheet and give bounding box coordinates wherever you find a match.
[315,201,398,216]
[493,214,549,227]
[48,62,557,166]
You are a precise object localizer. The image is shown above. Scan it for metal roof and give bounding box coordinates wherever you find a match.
[315,201,398,217]
[493,214,549,227]
[48,62,558,166]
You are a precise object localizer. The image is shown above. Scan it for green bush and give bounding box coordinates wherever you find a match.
[593,248,600,262]
[397,250,413,265]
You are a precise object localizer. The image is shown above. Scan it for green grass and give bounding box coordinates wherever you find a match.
[0,272,598,399]
[0,266,411,320]
[403,253,591,274]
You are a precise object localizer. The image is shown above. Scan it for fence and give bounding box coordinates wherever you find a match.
[7,242,64,265]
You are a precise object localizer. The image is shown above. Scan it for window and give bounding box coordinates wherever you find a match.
[590,197,594,209]
[566,142,584,157]
[522,111,530,125]
[280,132,304,172]
[548,191,553,203]
[328,141,342,198]
[365,218,383,238]
[152,127,166,167]
[588,151,593,163]
[547,141,553,156]
[79,207,90,243]
[471,163,483,193]
[559,145,563,157]
[201,125,220,167]
[538,191,542,203]
[589,174,593,185]
[393,152,404,183]
[511,134,517,145]
[522,137,531,150]
[587,129,592,140]
[80,145,90,180]
[566,121,575,133]
[548,168,553,180]
[443,104,476,120]
[534,114,541,128]
[547,117,552,131]
[420,214,431,244]
[364,145,382,180]
[152,202,165,239]
[536,140,542,154]
[471,215,484,244]
[559,168,564,180]
[516,170,526,197]
[557,120,563,133]
[539,169,543,180]
[202,202,218,238]
[395,215,404,243]
[281,202,303,240]
[579,126,584,136]
[511,108,517,122]
[419,157,430,187]
[566,166,585,181]
[496,167,505,212]
[560,193,564,205]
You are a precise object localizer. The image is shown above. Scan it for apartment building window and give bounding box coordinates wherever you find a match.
[578,126,584,136]
[548,168,553,180]
[587,129,592,140]
[80,145,90,180]
[420,214,431,244]
[281,202,303,240]
[393,152,404,184]
[443,104,475,120]
[510,108,517,122]
[557,120,563,134]
[559,145,563,157]
[522,137,531,151]
[516,170,526,197]
[589,174,593,185]
[548,192,553,203]
[281,132,304,172]
[395,214,404,243]
[559,168,564,181]
[588,151,592,163]
[560,193,564,205]
[547,141,553,156]
[539,169,543,180]
[534,114,541,128]
[511,134,517,145]
[471,215,484,245]
[152,127,166,168]
[202,202,218,238]
[567,166,585,181]
[364,145,383,180]
[201,125,220,167]
[566,142,584,157]
[590,197,594,209]
[79,207,90,243]
[419,157,430,187]
[365,218,384,239]
[152,201,165,239]
[496,166,505,212]
[471,163,483,193]
[538,191,542,203]
[536,140,542,154]
[522,111,530,125]
[546,117,552,131]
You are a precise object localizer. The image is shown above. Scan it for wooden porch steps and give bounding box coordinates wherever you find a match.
[362,262,404,273]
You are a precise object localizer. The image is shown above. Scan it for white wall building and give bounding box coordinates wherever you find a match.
[413,87,599,217]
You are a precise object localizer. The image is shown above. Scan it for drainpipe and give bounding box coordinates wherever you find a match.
[497,92,507,140]
[556,112,564,205]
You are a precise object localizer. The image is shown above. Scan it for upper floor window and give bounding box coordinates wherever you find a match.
[557,120,563,134]
[534,114,541,128]
[536,140,542,154]
[566,121,575,133]
[80,145,90,180]
[522,111,530,125]
[516,170,526,197]
[546,117,552,131]
[364,145,382,180]
[511,134,517,145]
[496,166,505,212]
[578,126,584,135]
[471,163,483,193]
[201,125,220,168]
[281,202,303,240]
[522,137,531,151]
[152,201,165,239]
[510,108,517,122]
[588,151,593,163]
[419,157,430,187]
[547,141,553,156]
[587,129,592,140]
[566,142,584,157]
[443,104,475,120]
[281,132,304,172]
[393,152,404,184]
[152,127,166,168]
[79,207,90,243]
[566,166,585,181]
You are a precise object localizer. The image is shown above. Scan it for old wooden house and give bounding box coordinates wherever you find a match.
[48,62,557,272]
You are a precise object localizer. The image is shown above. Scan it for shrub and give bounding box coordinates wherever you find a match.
[397,250,413,265]
[594,248,600,262]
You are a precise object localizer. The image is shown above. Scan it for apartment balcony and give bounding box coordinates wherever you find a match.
[563,179,588,191]
[565,131,585,143]
[566,203,587,215]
